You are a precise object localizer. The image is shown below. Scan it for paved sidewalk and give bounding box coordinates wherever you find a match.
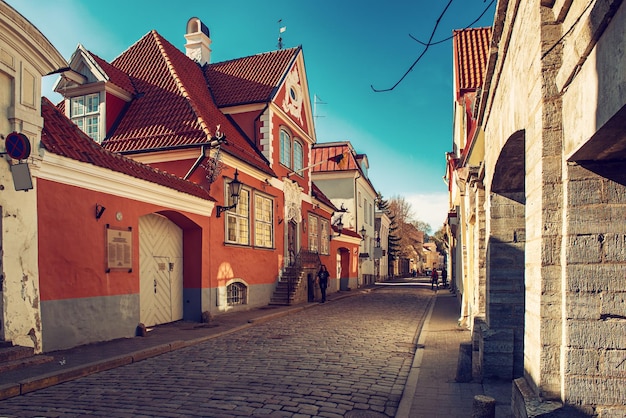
[397,290,512,418]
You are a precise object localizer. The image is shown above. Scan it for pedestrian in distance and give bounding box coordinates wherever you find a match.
[441,268,448,288]
[317,265,330,302]
[431,268,439,290]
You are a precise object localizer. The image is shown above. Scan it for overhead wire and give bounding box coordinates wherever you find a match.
[371,0,496,93]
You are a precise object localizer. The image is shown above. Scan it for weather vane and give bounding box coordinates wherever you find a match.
[277,19,286,49]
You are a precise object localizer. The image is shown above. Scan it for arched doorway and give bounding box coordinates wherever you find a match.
[139,213,183,327]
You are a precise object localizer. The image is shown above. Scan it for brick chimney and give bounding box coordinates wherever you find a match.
[184,17,212,65]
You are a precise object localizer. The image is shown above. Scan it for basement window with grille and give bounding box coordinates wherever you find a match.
[227,282,248,306]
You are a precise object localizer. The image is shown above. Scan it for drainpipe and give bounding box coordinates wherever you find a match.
[184,144,209,180]
[183,135,227,180]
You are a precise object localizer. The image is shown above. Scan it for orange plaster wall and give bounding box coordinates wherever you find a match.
[37,179,210,301]
[271,112,310,194]
[206,167,285,289]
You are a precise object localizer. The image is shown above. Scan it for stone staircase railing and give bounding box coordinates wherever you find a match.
[269,248,321,306]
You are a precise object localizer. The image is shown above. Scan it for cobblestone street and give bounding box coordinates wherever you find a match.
[0,287,433,417]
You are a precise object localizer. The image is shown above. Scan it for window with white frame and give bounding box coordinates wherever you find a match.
[71,93,101,142]
[307,215,330,255]
[320,218,330,255]
[280,129,291,168]
[254,194,273,248]
[279,128,305,176]
[308,214,319,253]
[226,188,249,245]
[293,140,303,174]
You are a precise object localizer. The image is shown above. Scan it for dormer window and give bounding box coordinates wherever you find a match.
[71,93,101,143]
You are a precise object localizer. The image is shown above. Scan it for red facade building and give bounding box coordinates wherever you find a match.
[29,17,362,351]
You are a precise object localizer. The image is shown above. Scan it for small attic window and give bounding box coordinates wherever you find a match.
[289,87,298,101]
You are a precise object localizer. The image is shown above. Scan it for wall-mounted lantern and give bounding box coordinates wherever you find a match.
[330,216,344,240]
[216,169,243,217]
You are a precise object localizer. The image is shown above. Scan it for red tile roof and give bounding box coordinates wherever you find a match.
[453,27,491,96]
[205,47,300,107]
[40,97,214,201]
[311,143,357,172]
[90,52,136,95]
[99,31,274,176]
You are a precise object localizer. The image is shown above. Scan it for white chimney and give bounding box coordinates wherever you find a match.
[184,17,212,65]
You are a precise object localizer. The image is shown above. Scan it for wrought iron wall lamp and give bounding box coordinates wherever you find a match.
[216,169,243,217]
[330,216,344,240]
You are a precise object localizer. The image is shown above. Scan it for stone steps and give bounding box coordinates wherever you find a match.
[0,344,54,374]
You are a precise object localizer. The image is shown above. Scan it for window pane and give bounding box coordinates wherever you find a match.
[308,215,318,252]
[226,189,249,245]
[227,216,238,242]
[236,190,249,215]
[280,130,291,167]
[86,94,99,113]
[254,195,273,248]
[71,97,85,117]
[293,141,303,173]
[320,219,329,255]
[86,116,99,141]
[238,218,249,244]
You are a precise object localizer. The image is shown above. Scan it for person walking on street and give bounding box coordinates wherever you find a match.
[317,265,330,302]
[431,268,439,290]
[441,268,448,288]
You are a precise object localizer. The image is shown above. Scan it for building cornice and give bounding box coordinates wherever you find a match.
[36,153,213,216]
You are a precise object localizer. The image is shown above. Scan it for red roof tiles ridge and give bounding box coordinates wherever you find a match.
[151,31,213,140]
[89,29,275,176]
[453,27,491,98]
[40,96,214,201]
[89,51,136,95]
[205,46,301,107]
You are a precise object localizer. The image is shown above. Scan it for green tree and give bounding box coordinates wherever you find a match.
[376,193,401,261]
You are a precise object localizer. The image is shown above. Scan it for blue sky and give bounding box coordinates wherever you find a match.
[8,0,495,231]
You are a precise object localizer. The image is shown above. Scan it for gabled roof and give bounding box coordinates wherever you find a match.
[99,30,274,176]
[205,47,300,107]
[453,27,491,98]
[311,141,378,195]
[90,52,136,95]
[40,97,214,201]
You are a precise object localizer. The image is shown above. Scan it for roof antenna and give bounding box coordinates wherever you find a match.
[277,19,286,49]
[314,94,326,119]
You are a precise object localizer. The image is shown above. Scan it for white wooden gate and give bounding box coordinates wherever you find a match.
[139,214,183,327]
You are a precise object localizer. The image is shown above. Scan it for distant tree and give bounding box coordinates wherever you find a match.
[376,192,401,261]
[428,226,447,255]
[389,196,431,259]
[412,219,432,235]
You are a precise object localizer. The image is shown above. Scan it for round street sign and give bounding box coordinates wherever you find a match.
[5,132,31,160]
